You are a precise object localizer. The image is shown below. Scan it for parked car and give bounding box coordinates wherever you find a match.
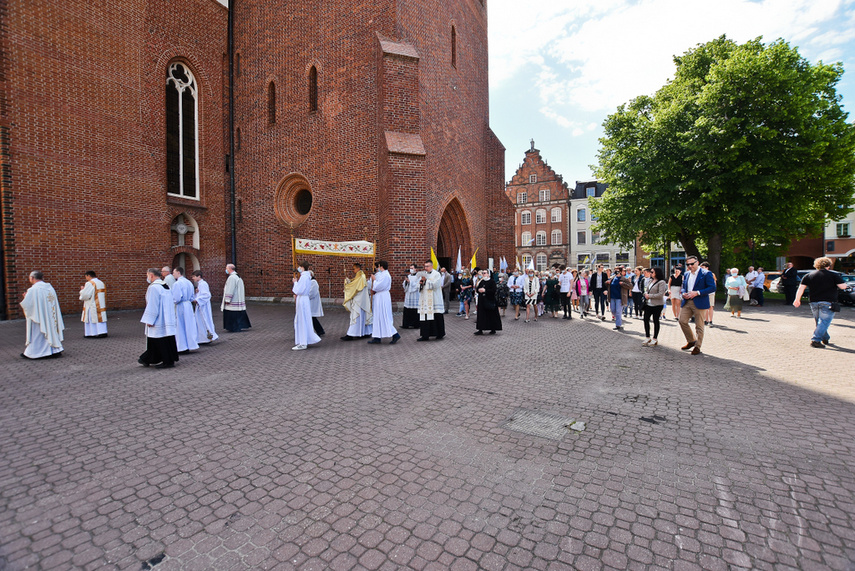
[764,272,782,291]
[768,270,811,293]
[840,275,855,306]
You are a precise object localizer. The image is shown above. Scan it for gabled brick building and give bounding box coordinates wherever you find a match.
[0,0,512,318]
[505,142,571,270]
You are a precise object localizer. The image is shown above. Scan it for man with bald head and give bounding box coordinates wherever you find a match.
[222,264,251,332]
[161,266,176,288]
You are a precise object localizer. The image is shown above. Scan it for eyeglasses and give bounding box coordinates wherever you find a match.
[686,262,697,267]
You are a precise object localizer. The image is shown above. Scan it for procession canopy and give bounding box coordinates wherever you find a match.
[294,239,375,257]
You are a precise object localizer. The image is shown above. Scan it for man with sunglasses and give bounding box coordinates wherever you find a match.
[678,256,717,355]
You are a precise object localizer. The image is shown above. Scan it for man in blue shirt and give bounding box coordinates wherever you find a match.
[750,267,765,306]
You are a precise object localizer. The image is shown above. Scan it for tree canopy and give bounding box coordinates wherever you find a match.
[592,35,855,274]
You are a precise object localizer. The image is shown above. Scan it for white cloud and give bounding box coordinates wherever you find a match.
[491,0,855,115]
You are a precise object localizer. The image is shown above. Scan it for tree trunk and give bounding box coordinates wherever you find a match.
[706,233,723,277]
[678,231,701,261]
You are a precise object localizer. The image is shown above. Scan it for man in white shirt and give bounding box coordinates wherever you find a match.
[79,270,107,338]
[558,266,572,320]
[507,270,524,320]
[745,266,758,298]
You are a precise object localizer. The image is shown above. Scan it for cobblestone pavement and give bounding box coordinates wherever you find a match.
[1,300,853,570]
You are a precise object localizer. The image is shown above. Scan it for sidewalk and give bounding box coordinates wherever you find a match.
[0,301,853,570]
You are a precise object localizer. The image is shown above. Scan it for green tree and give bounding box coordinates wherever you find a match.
[592,36,855,274]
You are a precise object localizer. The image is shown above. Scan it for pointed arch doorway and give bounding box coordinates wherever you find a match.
[437,198,471,271]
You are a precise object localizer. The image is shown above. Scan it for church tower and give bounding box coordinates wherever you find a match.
[233,0,512,298]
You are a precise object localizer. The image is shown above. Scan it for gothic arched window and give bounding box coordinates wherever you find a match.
[166,62,199,199]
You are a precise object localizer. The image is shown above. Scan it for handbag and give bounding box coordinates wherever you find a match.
[831,301,841,312]
[741,287,750,301]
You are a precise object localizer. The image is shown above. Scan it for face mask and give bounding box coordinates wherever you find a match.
[410,269,416,274]
[731,271,738,276]
[297,268,304,274]
[147,276,152,284]
[225,269,230,275]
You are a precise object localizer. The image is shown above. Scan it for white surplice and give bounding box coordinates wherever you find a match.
[79,277,107,336]
[141,279,177,338]
[194,278,218,344]
[21,281,65,358]
[309,279,323,317]
[418,269,444,319]
[371,269,397,339]
[293,271,321,347]
[172,276,199,352]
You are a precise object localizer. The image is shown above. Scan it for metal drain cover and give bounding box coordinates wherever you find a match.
[502,409,582,441]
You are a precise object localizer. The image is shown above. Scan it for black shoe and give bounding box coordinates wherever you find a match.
[810,341,825,348]
[340,335,356,341]
[367,338,381,344]
[390,333,401,345]
[416,337,430,342]
[613,326,623,331]
[474,330,484,335]
[155,363,175,368]
[96,333,108,338]
[20,353,27,359]
[138,358,150,368]
[48,352,63,358]
[489,330,496,335]
[822,339,830,345]
[435,335,444,340]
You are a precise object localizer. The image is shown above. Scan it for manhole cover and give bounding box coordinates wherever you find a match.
[502,409,582,441]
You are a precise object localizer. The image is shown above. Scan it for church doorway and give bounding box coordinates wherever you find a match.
[437,198,471,270]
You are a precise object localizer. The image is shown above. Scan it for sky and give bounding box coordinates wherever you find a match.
[488,0,855,183]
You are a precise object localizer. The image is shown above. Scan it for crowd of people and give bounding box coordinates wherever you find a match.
[16,256,847,363]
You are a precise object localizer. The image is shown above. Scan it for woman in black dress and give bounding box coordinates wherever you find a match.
[474,269,502,335]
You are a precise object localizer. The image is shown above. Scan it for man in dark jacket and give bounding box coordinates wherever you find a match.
[591,264,608,321]
[781,262,799,305]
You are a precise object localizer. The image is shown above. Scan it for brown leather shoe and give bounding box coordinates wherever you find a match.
[681,341,696,351]
[691,346,701,355]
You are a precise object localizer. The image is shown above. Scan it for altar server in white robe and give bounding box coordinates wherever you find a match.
[20,271,64,359]
[292,261,322,350]
[139,268,179,368]
[79,270,107,338]
[222,264,252,332]
[171,267,199,353]
[417,260,445,341]
[161,266,176,288]
[191,270,218,344]
[341,263,373,340]
[368,260,401,345]
[401,264,421,329]
[308,272,325,337]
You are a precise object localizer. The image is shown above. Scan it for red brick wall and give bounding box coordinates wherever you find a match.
[1,0,228,319]
[233,0,510,301]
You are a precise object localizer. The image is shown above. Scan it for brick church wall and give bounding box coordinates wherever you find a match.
[1,0,228,319]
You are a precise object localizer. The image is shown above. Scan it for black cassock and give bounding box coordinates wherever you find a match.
[475,279,502,332]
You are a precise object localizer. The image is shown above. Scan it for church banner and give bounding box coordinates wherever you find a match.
[294,239,375,257]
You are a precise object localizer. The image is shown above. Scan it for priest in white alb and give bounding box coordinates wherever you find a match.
[20,270,65,359]
[139,267,179,368]
[171,267,199,352]
[417,260,445,341]
[367,260,400,345]
[79,270,107,338]
[191,270,218,344]
[222,264,251,332]
[292,261,321,351]
[341,262,372,341]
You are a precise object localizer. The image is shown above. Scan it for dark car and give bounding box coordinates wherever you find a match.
[840,275,855,306]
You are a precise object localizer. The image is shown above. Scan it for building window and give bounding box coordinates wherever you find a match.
[267,81,276,124]
[551,230,562,245]
[536,253,547,270]
[539,188,550,202]
[591,231,601,244]
[522,254,532,268]
[596,253,610,264]
[838,222,851,237]
[536,231,547,246]
[577,231,586,245]
[521,231,532,246]
[616,252,630,265]
[577,208,586,222]
[166,62,199,199]
[451,26,457,68]
[551,208,562,223]
[309,66,318,112]
[535,209,546,224]
[586,187,596,197]
[521,211,531,225]
[529,174,537,183]
[517,192,527,204]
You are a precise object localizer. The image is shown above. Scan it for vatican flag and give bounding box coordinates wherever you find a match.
[430,247,439,270]
[470,248,478,270]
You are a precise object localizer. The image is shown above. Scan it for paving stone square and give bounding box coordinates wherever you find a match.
[1,300,853,570]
